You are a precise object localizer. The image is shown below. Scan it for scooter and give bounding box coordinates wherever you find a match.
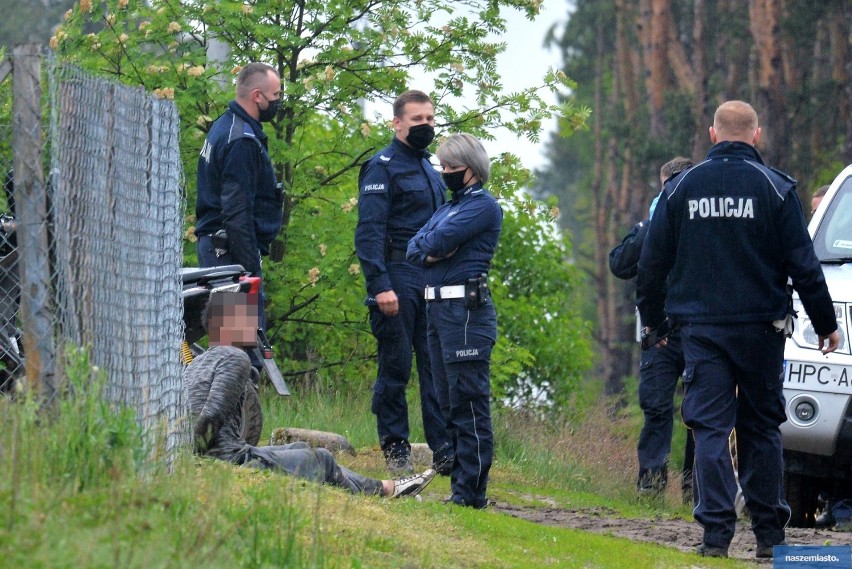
[0,214,23,391]
[179,264,290,396]
[179,264,290,447]
[0,213,290,402]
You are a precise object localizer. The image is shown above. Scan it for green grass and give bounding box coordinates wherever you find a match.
[0,361,752,569]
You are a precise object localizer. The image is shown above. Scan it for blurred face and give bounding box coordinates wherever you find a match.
[811,195,823,216]
[393,101,435,144]
[208,295,259,347]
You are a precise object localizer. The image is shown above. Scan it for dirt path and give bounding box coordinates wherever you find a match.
[491,493,851,564]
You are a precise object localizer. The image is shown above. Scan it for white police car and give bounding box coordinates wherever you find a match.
[782,164,852,526]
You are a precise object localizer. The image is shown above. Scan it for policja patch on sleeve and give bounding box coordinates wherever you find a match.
[361,182,386,194]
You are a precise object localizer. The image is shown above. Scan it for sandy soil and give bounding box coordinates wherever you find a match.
[491,493,851,564]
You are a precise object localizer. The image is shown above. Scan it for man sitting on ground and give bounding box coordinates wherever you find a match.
[184,291,436,498]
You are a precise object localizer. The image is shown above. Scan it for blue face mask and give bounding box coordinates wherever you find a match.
[649,193,661,218]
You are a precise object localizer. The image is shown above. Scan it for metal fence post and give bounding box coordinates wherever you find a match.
[12,43,56,401]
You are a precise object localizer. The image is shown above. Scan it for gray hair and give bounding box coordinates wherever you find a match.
[435,133,490,185]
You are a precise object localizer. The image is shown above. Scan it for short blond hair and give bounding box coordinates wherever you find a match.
[713,101,758,140]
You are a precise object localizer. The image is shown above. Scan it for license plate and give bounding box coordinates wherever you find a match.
[784,360,852,393]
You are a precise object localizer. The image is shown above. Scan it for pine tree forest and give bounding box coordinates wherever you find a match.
[2,0,850,406]
[535,0,852,397]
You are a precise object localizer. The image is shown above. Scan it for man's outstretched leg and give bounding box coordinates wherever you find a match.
[248,445,436,497]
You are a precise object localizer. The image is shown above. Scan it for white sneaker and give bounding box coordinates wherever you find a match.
[391,468,436,498]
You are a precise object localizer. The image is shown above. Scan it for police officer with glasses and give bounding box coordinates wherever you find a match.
[407,133,503,508]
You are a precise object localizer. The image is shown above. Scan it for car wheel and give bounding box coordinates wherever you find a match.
[785,471,818,528]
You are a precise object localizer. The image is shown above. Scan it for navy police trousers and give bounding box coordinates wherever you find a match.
[680,322,790,549]
[427,296,497,508]
[369,261,451,463]
[637,331,687,487]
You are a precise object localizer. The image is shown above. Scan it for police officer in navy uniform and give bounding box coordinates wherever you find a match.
[407,133,503,508]
[355,90,452,474]
[609,156,695,501]
[637,101,840,559]
[195,62,284,332]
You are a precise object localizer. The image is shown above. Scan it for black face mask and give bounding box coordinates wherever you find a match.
[442,168,469,193]
[406,123,435,150]
[258,94,281,123]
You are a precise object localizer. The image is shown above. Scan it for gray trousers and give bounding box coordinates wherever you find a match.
[245,442,384,495]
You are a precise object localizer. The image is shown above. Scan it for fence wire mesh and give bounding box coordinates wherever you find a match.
[0,53,22,392]
[0,47,188,460]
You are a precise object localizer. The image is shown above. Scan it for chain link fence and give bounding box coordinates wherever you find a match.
[0,50,22,392]
[1,45,187,459]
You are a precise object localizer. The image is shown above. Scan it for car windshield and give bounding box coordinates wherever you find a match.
[813,175,852,263]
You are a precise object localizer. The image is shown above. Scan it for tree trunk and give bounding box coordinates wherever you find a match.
[640,0,672,137]
[749,0,788,168]
[595,1,644,398]
[616,0,638,126]
[715,0,749,101]
[691,0,710,159]
[828,5,848,127]
[666,7,696,97]
[840,2,852,164]
[590,10,609,390]
[779,0,798,94]
[809,16,830,158]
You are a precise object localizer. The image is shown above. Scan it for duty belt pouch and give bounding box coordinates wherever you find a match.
[212,229,229,257]
[464,275,489,309]
[772,283,796,338]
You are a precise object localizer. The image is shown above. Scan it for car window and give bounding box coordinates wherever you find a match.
[813,175,852,262]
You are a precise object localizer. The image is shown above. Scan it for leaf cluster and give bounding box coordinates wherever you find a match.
[50,0,592,407]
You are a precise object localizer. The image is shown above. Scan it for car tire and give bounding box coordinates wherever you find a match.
[785,471,818,528]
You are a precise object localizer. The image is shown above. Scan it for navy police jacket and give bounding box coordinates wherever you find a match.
[637,141,836,336]
[609,219,650,280]
[406,182,503,285]
[195,101,283,274]
[355,137,446,296]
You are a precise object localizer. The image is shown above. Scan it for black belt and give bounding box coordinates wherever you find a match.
[386,248,407,262]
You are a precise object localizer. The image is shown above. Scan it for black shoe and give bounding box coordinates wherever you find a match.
[637,485,664,498]
[391,469,436,498]
[697,544,728,558]
[432,454,454,476]
[384,442,413,475]
[387,454,413,475]
[756,541,785,558]
[834,518,852,532]
[443,496,489,509]
[637,468,668,496]
[815,510,835,529]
